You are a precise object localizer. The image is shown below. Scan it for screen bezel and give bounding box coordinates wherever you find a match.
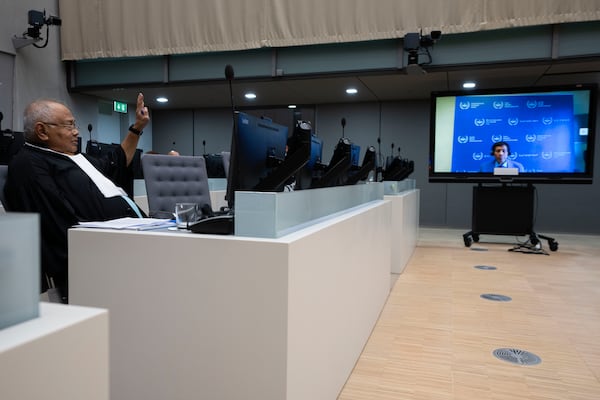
[428,83,598,184]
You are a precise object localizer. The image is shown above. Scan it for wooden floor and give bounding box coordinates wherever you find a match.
[339,228,600,400]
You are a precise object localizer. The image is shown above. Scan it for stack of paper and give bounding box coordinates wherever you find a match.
[75,217,176,231]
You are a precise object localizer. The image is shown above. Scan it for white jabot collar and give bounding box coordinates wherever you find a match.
[26,143,126,198]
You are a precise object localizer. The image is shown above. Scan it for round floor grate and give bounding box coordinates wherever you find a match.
[480,293,512,302]
[470,247,488,251]
[474,265,497,270]
[493,348,542,366]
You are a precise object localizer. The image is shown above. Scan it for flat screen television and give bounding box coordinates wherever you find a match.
[225,112,294,209]
[429,84,597,183]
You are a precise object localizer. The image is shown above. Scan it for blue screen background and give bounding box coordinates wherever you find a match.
[449,93,587,173]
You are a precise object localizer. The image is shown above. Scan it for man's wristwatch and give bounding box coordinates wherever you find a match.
[128,124,143,136]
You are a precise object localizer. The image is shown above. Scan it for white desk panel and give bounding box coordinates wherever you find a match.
[0,302,109,400]
[69,200,391,400]
[385,188,420,274]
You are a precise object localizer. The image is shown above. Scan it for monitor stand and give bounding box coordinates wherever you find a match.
[462,183,558,253]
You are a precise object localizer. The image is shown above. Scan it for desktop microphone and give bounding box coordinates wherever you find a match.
[87,123,93,142]
[341,117,346,138]
[203,140,206,154]
[0,111,3,131]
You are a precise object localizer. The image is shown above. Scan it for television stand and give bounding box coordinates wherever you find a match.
[462,184,558,252]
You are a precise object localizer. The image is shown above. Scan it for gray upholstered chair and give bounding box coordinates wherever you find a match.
[0,164,8,208]
[141,154,212,218]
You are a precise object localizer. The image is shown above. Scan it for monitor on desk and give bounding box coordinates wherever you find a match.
[203,153,227,178]
[347,146,377,185]
[225,112,291,209]
[287,122,323,190]
[312,137,355,188]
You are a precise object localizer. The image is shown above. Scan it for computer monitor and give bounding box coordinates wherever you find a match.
[347,146,377,185]
[203,153,227,178]
[287,121,323,190]
[0,131,25,165]
[312,137,354,188]
[382,156,414,181]
[225,112,293,209]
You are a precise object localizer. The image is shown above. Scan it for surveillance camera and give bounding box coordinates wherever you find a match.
[28,10,45,27]
[403,32,421,51]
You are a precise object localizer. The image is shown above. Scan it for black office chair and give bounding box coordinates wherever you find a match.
[0,164,8,208]
[141,154,212,218]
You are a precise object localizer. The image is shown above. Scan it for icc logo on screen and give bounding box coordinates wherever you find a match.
[491,134,502,143]
[459,101,470,110]
[542,152,553,160]
[474,118,485,126]
[493,101,504,109]
[457,136,468,144]
[508,118,519,126]
[526,134,536,142]
[542,117,553,125]
[527,100,538,109]
[472,152,484,161]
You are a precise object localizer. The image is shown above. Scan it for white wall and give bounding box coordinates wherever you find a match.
[0,0,153,150]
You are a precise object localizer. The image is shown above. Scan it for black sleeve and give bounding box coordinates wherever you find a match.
[4,155,76,284]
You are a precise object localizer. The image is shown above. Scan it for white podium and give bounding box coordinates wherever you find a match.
[69,200,391,400]
[0,302,109,400]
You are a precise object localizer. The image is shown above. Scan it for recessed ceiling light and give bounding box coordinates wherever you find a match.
[346,88,358,95]
[462,82,476,89]
[244,92,257,100]
[156,97,169,103]
[288,104,297,109]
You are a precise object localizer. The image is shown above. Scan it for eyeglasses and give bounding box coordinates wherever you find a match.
[41,121,80,131]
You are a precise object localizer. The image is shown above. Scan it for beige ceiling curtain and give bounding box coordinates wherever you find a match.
[58,0,600,60]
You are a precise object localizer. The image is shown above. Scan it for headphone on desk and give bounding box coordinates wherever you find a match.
[491,141,511,155]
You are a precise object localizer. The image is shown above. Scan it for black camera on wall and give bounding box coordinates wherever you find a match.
[13,9,61,49]
[403,30,442,74]
[27,10,61,39]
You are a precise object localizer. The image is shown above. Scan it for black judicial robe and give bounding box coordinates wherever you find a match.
[3,144,140,293]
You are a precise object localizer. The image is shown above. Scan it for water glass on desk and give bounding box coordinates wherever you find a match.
[175,203,199,228]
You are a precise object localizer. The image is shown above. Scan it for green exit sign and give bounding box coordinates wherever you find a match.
[113,101,128,113]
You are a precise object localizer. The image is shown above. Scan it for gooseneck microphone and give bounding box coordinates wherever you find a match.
[202,140,206,154]
[225,64,236,126]
[341,117,346,138]
[87,123,93,142]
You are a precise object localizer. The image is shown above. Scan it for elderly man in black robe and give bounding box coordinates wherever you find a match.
[4,93,149,303]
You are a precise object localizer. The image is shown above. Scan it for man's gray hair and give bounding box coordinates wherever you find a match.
[23,99,64,142]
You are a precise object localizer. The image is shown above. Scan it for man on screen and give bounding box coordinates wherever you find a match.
[479,141,524,172]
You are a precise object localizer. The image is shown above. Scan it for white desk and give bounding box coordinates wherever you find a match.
[69,200,391,400]
[385,188,420,274]
[0,302,109,400]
